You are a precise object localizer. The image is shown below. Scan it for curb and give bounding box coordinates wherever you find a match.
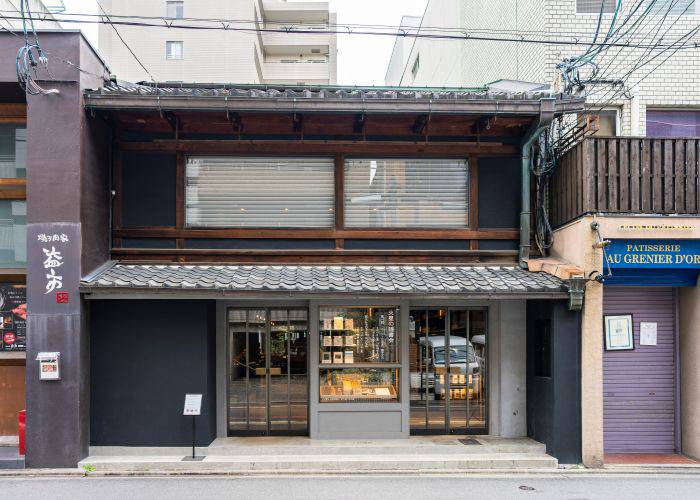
[0,467,699,478]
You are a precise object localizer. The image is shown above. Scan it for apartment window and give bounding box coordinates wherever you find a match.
[650,0,697,15]
[166,1,184,19]
[344,159,469,228]
[647,110,700,137]
[0,123,26,268]
[165,41,183,60]
[185,157,335,228]
[576,0,617,13]
[411,54,420,78]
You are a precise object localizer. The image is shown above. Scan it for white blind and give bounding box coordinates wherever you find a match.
[576,0,617,13]
[650,0,696,15]
[344,159,468,228]
[186,156,334,228]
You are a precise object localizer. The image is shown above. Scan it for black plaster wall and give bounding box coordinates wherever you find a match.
[477,156,520,228]
[526,300,582,464]
[90,300,217,446]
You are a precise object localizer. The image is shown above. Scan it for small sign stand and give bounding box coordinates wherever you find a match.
[181,394,205,462]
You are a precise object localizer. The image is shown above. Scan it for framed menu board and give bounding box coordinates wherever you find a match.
[0,284,26,352]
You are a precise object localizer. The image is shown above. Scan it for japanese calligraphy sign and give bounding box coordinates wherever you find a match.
[28,223,80,315]
[0,284,26,351]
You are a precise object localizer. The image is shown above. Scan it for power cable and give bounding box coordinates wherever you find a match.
[2,12,698,51]
[95,0,155,83]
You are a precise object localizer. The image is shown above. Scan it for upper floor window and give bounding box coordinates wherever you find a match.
[344,159,469,228]
[0,125,26,178]
[411,55,420,78]
[0,123,27,268]
[166,1,184,19]
[185,157,335,228]
[649,0,698,15]
[576,0,617,13]
[646,110,700,137]
[166,41,183,60]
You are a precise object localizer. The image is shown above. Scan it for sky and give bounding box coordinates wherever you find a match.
[60,0,429,86]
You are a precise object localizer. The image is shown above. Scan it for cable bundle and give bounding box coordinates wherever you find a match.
[15,0,58,95]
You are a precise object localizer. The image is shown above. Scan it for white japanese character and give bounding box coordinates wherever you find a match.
[37,234,49,243]
[45,269,63,294]
[42,247,64,269]
[52,235,60,242]
[60,234,69,242]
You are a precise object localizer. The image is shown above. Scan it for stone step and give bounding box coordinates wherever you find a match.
[90,440,547,457]
[79,453,558,472]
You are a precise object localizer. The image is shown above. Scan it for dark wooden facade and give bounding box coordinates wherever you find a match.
[552,137,700,227]
[104,109,536,264]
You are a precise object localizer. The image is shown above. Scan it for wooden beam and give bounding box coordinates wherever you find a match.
[113,228,519,240]
[112,248,518,257]
[0,189,26,199]
[116,140,518,156]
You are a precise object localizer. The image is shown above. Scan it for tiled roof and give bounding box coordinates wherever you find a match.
[81,264,568,295]
[89,82,562,101]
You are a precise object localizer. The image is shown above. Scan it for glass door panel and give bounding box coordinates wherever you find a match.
[247,309,267,433]
[468,310,487,429]
[228,309,248,432]
[228,308,308,436]
[288,309,309,431]
[410,307,488,435]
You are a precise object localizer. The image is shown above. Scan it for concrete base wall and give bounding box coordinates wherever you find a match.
[679,283,700,460]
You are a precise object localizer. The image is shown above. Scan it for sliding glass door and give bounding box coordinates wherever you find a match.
[409,308,488,434]
[228,308,309,436]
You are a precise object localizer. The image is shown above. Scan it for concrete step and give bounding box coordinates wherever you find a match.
[0,446,24,470]
[79,453,558,472]
[90,439,547,457]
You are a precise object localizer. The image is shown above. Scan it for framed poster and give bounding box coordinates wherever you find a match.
[605,314,634,350]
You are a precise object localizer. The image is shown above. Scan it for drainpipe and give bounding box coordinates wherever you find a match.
[519,98,556,269]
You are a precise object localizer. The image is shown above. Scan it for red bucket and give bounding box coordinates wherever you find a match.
[18,410,26,456]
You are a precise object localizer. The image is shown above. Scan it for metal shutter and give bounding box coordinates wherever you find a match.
[603,287,676,453]
[576,0,617,13]
[344,158,468,228]
[186,156,334,228]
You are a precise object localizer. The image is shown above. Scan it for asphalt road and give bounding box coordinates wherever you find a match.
[1,473,699,500]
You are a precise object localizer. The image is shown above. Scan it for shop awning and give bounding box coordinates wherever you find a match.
[81,263,569,298]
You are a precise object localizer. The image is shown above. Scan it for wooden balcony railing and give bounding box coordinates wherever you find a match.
[551,137,700,227]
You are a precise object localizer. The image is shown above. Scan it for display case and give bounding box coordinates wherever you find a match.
[319,368,399,403]
[319,306,399,403]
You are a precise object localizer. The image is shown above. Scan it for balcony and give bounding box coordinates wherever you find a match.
[551,137,700,226]
[262,1,329,23]
[261,29,331,56]
[263,60,330,83]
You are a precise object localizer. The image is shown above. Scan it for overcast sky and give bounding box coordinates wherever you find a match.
[61,0,429,86]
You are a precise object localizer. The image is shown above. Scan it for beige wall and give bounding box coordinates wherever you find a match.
[679,282,700,460]
[553,215,700,465]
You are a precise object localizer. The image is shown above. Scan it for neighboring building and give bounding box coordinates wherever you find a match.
[388,0,700,137]
[384,15,421,87]
[549,137,700,466]
[0,1,60,29]
[98,0,337,85]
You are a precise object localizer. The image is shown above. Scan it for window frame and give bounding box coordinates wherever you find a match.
[342,156,471,230]
[0,117,28,272]
[575,0,618,14]
[165,40,184,60]
[166,1,184,19]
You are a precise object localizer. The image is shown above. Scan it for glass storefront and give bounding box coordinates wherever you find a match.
[319,306,400,403]
[228,308,309,435]
[409,308,487,434]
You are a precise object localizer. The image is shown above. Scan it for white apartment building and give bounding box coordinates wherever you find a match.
[98,0,337,85]
[388,0,700,137]
[0,0,60,29]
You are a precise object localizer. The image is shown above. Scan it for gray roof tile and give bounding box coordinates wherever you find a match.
[81,264,568,296]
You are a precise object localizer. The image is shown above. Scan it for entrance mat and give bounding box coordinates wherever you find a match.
[605,453,698,465]
[458,438,481,446]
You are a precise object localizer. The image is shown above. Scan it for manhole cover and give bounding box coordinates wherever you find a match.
[458,438,481,446]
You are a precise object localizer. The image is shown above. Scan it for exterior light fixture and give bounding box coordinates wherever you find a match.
[567,276,587,311]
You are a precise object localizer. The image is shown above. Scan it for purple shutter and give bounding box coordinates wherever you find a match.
[603,287,676,453]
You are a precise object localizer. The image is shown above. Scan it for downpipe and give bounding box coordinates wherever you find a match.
[519,98,556,269]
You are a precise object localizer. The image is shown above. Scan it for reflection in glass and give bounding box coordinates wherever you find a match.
[410,308,487,434]
[228,308,308,435]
